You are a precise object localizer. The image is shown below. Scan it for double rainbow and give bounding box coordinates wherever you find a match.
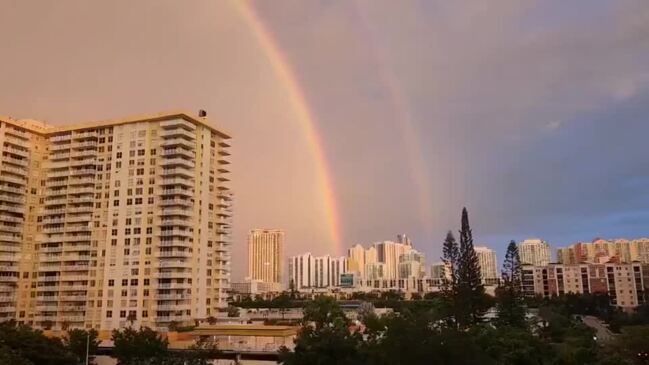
[235,1,344,255]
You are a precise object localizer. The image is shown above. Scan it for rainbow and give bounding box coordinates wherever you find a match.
[353,1,434,238]
[234,1,344,255]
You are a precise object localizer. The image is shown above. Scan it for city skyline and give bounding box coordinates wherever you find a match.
[2,1,649,279]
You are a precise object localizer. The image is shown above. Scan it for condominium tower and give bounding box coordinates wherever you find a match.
[519,239,552,266]
[248,229,284,290]
[475,246,499,285]
[0,111,232,330]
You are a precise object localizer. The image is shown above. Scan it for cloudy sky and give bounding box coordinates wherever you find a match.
[1,1,649,278]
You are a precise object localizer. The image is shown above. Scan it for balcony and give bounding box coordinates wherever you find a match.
[57,295,87,302]
[72,141,97,149]
[159,229,192,238]
[68,177,95,186]
[159,198,192,207]
[160,157,195,168]
[156,271,191,279]
[73,131,97,140]
[50,134,71,143]
[70,149,96,158]
[66,214,93,223]
[158,208,192,217]
[159,188,192,197]
[159,218,191,227]
[0,305,16,313]
[155,293,190,300]
[0,175,26,185]
[161,148,193,158]
[40,246,63,253]
[49,152,71,161]
[160,119,196,131]
[65,225,91,233]
[0,235,21,243]
[160,177,193,187]
[0,195,24,204]
[161,138,194,149]
[156,251,191,259]
[60,264,90,272]
[155,303,191,311]
[0,225,22,233]
[0,276,18,283]
[0,185,23,194]
[44,197,67,206]
[69,168,96,176]
[50,142,72,151]
[68,187,94,195]
[1,164,27,177]
[69,158,96,167]
[156,282,192,289]
[156,260,191,268]
[46,179,68,188]
[38,276,61,282]
[4,146,29,160]
[161,167,193,178]
[4,136,28,148]
[160,128,195,140]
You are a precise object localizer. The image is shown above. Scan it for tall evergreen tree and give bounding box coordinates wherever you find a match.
[456,207,487,327]
[441,231,460,327]
[496,240,526,328]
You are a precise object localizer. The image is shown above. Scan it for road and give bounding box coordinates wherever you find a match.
[582,315,614,341]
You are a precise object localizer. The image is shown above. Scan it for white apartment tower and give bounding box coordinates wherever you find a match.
[0,112,232,330]
[248,229,284,289]
[519,239,551,266]
[475,246,499,285]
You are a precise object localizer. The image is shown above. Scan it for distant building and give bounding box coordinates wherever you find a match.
[556,238,649,264]
[287,253,347,290]
[522,262,649,310]
[398,250,426,279]
[374,241,412,280]
[519,239,551,266]
[347,244,366,277]
[475,246,499,285]
[248,229,284,290]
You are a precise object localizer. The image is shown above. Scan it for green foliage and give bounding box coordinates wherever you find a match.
[111,326,169,365]
[0,321,76,365]
[496,240,526,328]
[226,305,240,317]
[456,207,488,327]
[64,328,100,365]
[280,296,365,365]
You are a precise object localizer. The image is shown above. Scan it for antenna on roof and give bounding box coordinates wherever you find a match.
[198,109,207,118]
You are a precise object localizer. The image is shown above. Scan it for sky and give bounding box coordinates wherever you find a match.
[1,1,649,279]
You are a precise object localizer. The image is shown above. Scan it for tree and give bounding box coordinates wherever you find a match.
[64,329,100,365]
[280,296,364,365]
[0,321,76,365]
[441,230,460,327]
[455,207,488,327]
[206,316,217,325]
[226,305,240,318]
[496,240,526,328]
[111,326,169,364]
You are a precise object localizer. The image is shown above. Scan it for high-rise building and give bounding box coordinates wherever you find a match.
[374,241,412,280]
[288,253,347,289]
[397,234,412,247]
[557,238,649,264]
[475,246,499,285]
[519,239,551,266]
[0,112,233,330]
[522,262,649,309]
[248,229,284,290]
[347,244,365,277]
[398,250,426,279]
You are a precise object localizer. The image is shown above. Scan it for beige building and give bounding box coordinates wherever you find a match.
[347,244,365,277]
[248,229,284,290]
[557,238,649,265]
[475,246,499,285]
[522,263,649,310]
[0,111,232,330]
[519,238,551,266]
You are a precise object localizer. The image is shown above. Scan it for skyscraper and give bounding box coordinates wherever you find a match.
[475,246,499,285]
[347,244,365,276]
[248,229,284,289]
[374,241,412,280]
[0,111,233,330]
[519,238,552,266]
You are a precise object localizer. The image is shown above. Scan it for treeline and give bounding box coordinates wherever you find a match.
[0,322,217,365]
[279,208,649,365]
